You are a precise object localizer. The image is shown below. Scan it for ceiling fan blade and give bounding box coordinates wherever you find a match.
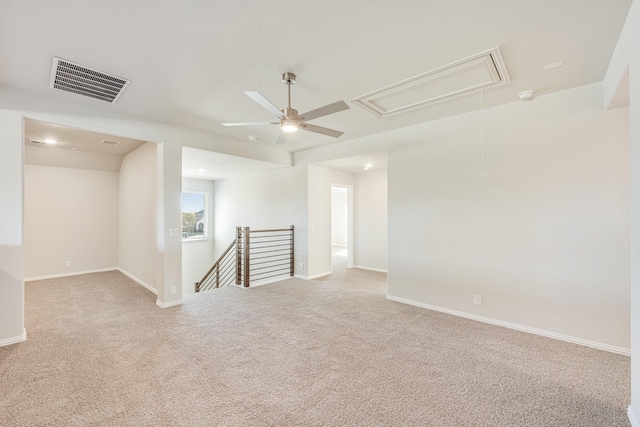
[299,123,344,138]
[221,122,276,127]
[299,100,349,122]
[245,91,283,118]
[274,131,288,145]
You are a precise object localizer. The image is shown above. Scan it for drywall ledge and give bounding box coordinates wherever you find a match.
[387,295,631,356]
[0,328,26,347]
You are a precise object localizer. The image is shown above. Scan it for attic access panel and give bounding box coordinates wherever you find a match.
[49,57,130,103]
[351,47,510,118]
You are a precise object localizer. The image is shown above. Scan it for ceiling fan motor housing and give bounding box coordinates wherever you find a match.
[282,107,298,119]
[282,72,296,84]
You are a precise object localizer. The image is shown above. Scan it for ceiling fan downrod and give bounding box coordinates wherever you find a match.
[282,72,297,118]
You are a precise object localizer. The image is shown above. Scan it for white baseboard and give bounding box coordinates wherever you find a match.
[354,265,388,273]
[247,275,292,287]
[0,328,26,347]
[156,299,183,308]
[295,271,332,280]
[386,294,631,356]
[117,268,157,295]
[25,267,118,282]
[630,406,639,427]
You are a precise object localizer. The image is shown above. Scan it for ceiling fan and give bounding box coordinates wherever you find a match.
[222,72,350,144]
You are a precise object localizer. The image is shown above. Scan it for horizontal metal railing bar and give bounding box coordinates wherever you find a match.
[251,239,291,247]
[251,256,291,266]
[250,271,291,281]
[252,249,292,259]
[250,262,290,270]
[249,228,293,233]
[249,243,291,250]
[250,262,291,272]
[250,248,290,254]
[250,251,290,259]
[249,234,292,239]
[250,257,290,265]
[251,246,290,252]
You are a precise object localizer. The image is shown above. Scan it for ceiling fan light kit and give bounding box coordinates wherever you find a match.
[222,72,350,144]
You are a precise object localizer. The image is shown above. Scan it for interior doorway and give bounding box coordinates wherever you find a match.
[331,185,353,269]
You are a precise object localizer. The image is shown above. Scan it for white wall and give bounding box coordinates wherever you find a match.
[612,0,640,420]
[118,142,158,292]
[213,166,307,276]
[331,189,348,247]
[0,83,290,344]
[354,169,387,272]
[0,110,25,345]
[182,178,215,294]
[388,87,630,351]
[24,165,119,278]
[308,165,354,277]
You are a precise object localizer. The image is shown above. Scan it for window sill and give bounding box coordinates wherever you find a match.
[182,237,210,243]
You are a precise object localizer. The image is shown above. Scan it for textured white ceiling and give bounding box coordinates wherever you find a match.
[0,0,632,153]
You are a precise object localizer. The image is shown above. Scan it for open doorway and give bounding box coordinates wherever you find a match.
[331,185,353,269]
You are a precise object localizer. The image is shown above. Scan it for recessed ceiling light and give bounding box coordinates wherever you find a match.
[43,138,57,144]
[248,135,257,141]
[363,163,373,170]
[197,168,206,173]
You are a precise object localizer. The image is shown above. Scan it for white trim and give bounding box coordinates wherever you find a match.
[117,268,157,295]
[156,299,183,308]
[354,265,388,273]
[293,271,332,280]
[309,271,332,280]
[247,275,292,287]
[0,328,26,347]
[25,267,118,282]
[386,295,631,356]
[629,406,640,427]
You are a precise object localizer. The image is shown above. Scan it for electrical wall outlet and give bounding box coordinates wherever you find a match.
[170,286,177,295]
[474,295,482,306]
[65,261,71,268]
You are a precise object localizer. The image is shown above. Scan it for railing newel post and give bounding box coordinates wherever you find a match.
[236,226,242,285]
[244,227,251,288]
[290,225,294,277]
[244,226,251,287]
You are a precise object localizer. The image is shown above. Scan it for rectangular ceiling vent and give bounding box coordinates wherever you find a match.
[101,139,120,146]
[49,57,130,104]
[351,47,510,118]
[28,138,47,145]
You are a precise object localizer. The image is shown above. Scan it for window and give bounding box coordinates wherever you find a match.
[181,192,208,240]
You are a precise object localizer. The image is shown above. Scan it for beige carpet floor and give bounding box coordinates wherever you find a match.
[0,261,631,426]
